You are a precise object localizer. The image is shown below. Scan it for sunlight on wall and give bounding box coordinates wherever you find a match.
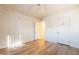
[7,34,23,48]
[7,35,11,48]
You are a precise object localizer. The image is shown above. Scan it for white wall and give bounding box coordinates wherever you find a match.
[44,9,79,48]
[0,9,36,48]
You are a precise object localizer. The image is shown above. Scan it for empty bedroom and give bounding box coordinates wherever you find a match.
[0,4,79,55]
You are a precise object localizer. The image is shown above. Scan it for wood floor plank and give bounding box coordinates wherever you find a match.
[28,42,51,55]
[0,39,79,55]
[66,47,79,55]
[56,45,68,55]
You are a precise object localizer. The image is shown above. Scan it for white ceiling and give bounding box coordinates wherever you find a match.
[0,4,79,19]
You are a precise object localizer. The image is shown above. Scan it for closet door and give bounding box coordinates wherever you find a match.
[56,16,71,45]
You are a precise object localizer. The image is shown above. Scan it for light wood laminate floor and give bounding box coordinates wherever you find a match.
[0,39,79,55]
